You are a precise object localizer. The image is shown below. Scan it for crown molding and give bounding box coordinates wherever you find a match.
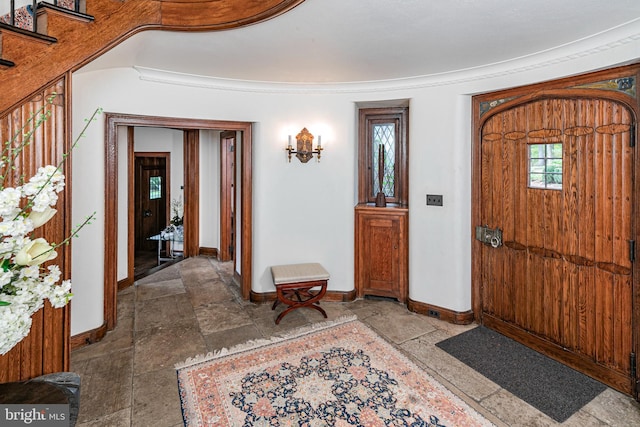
[134,19,640,94]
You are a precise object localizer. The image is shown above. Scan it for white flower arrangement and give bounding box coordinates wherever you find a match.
[171,196,183,226]
[0,95,100,355]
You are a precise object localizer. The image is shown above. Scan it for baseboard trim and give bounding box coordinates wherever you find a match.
[70,322,108,350]
[407,298,475,325]
[118,277,133,291]
[199,247,218,257]
[250,289,357,304]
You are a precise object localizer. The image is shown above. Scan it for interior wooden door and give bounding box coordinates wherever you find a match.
[134,155,168,253]
[478,97,635,394]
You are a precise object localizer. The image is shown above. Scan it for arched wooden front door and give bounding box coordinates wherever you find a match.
[476,96,635,395]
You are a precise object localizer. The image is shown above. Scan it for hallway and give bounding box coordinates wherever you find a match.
[70,256,640,426]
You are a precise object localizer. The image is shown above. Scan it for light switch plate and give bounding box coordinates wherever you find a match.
[426,194,443,206]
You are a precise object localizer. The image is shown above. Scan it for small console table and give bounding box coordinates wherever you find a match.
[270,263,329,324]
[148,231,183,265]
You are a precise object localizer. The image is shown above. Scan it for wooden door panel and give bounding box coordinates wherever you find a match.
[479,97,634,392]
[480,117,500,318]
[355,206,408,302]
[367,218,398,291]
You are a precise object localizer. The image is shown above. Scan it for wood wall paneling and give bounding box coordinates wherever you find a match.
[0,80,70,382]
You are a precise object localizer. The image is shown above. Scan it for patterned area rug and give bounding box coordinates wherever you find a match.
[176,317,495,426]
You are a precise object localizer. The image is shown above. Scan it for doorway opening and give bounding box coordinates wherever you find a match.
[104,113,253,331]
[133,152,176,280]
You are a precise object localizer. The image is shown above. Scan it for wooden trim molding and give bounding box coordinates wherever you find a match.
[127,128,136,288]
[70,322,108,350]
[118,277,134,291]
[183,130,200,257]
[407,298,475,325]
[219,131,236,262]
[159,0,305,30]
[357,107,409,206]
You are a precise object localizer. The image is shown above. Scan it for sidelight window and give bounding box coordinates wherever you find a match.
[528,143,562,190]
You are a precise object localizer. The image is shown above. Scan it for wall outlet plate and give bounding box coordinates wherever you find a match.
[426,194,443,206]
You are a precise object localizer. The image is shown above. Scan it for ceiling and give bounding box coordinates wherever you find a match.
[79,0,640,84]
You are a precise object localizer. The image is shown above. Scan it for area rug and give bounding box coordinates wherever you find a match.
[176,316,495,426]
[436,326,607,423]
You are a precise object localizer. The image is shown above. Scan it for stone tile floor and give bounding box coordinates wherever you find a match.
[71,256,640,426]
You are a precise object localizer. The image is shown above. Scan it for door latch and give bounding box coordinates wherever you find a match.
[475,225,503,248]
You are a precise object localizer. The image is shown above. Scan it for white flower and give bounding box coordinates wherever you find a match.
[0,271,13,287]
[0,217,34,237]
[0,187,22,219]
[48,280,72,308]
[19,265,40,280]
[0,166,73,354]
[27,207,57,228]
[0,305,33,355]
[14,238,58,266]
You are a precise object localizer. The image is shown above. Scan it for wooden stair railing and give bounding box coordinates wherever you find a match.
[0,0,305,383]
[0,1,81,32]
[0,0,304,115]
[0,1,81,22]
[0,2,37,32]
[0,1,90,69]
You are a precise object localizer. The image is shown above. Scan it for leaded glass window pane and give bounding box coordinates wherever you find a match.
[150,176,162,199]
[372,123,396,198]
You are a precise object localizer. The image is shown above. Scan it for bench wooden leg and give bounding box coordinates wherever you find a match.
[272,280,328,324]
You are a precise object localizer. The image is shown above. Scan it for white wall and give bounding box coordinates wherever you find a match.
[70,21,640,334]
[134,126,185,212]
[199,130,221,249]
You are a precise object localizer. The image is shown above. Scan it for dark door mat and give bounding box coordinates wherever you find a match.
[435,326,607,423]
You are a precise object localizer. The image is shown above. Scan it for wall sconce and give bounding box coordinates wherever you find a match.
[286,127,323,163]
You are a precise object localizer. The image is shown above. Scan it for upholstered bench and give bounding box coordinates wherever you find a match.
[270,263,329,324]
